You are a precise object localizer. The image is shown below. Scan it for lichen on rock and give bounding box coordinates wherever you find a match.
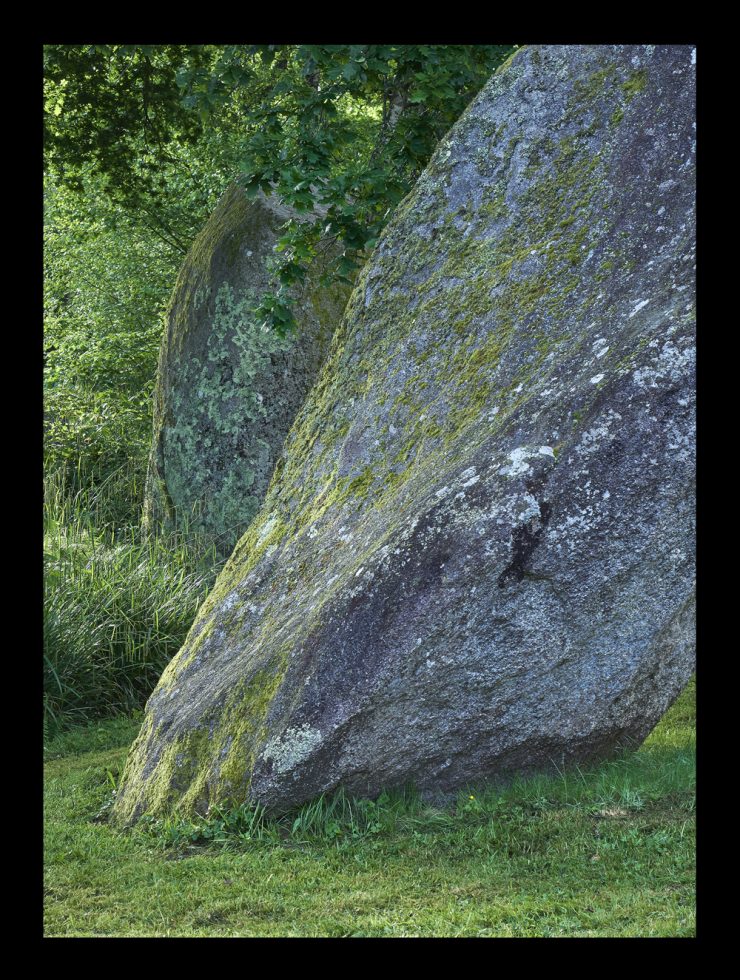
[114,45,696,825]
[143,184,351,556]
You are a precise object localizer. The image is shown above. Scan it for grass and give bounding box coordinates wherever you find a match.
[44,677,695,937]
[43,463,223,737]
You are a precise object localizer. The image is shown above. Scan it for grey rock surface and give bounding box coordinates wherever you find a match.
[114,44,696,824]
[143,184,351,556]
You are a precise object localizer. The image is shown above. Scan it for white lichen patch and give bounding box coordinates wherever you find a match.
[220,590,239,613]
[593,338,610,358]
[499,448,534,477]
[576,410,622,456]
[262,724,323,775]
[547,506,600,551]
[514,493,542,523]
[628,299,650,319]
[632,340,695,390]
[255,515,279,548]
[460,466,481,488]
[665,422,693,461]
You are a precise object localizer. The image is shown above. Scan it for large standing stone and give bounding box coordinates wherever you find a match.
[143,184,351,556]
[114,45,696,824]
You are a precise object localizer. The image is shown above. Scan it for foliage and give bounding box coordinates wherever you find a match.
[45,44,517,334]
[43,44,216,248]
[43,174,177,520]
[182,44,518,333]
[43,173,217,734]
[44,679,695,936]
[43,468,222,735]
[44,712,144,761]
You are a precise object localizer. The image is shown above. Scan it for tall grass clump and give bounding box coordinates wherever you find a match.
[43,463,223,738]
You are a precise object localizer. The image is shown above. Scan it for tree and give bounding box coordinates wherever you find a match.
[44,44,517,332]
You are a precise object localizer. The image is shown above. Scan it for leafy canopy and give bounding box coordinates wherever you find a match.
[45,44,516,333]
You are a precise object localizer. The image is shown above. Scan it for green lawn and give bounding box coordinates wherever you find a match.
[44,678,695,937]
